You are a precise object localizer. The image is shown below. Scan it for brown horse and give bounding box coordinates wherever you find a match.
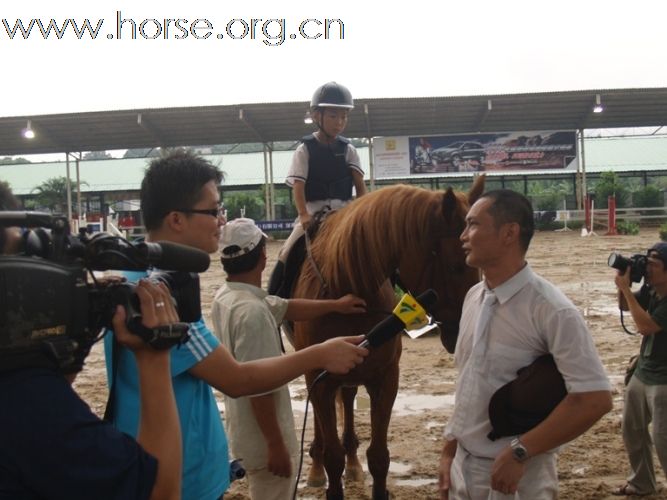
[291,177,485,500]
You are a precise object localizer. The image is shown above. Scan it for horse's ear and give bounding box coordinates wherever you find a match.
[442,187,457,221]
[468,174,486,205]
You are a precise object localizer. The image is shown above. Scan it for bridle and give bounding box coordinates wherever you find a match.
[303,206,468,321]
[397,223,465,301]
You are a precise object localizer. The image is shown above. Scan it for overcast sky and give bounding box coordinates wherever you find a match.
[1,0,665,119]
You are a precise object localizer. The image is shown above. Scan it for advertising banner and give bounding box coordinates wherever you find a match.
[373,130,577,178]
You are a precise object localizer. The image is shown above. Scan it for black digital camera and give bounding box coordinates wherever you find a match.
[608,252,648,284]
[0,212,210,374]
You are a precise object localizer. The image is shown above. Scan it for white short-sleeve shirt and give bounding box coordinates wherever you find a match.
[444,264,611,459]
[210,281,297,470]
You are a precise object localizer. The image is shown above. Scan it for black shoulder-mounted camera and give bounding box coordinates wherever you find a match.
[608,252,648,284]
[0,212,210,374]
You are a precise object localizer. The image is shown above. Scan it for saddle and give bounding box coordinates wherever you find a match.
[273,234,307,299]
[269,208,333,300]
[267,210,334,348]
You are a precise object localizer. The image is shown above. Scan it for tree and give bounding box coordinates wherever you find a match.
[528,180,571,211]
[83,151,112,160]
[123,148,162,159]
[0,156,31,165]
[32,176,87,214]
[632,185,663,210]
[593,171,629,209]
[223,192,265,221]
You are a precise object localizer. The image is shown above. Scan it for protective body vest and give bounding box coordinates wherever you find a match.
[302,134,353,202]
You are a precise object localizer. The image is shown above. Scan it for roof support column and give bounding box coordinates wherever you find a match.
[576,129,587,210]
[262,143,275,220]
[268,144,275,220]
[239,108,274,221]
[364,104,375,190]
[75,156,82,224]
[367,138,375,191]
[65,153,73,223]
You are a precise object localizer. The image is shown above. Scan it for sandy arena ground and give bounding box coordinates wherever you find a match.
[75,227,667,499]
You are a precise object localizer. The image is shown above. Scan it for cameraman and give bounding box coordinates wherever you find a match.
[104,150,368,500]
[614,243,667,496]
[0,183,183,500]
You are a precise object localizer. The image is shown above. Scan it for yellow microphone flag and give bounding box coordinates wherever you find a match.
[392,293,429,330]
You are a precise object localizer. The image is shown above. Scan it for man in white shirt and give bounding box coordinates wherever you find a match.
[438,189,612,499]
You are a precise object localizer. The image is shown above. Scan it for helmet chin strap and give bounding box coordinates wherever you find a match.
[313,109,336,143]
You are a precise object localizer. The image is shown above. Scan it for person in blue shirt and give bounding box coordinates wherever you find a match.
[105,150,368,500]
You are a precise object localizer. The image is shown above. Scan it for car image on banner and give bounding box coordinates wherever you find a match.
[429,141,486,172]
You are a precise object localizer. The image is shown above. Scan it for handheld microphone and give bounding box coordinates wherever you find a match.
[312,289,438,385]
[359,289,438,348]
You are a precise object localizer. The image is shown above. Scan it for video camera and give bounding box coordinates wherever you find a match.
[608,252,648,284]
[0,212,210,374]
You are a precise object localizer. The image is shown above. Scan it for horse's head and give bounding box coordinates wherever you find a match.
[303,178,485,352]
[397,175,485,353]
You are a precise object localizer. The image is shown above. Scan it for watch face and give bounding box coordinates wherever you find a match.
[511,439,528,462]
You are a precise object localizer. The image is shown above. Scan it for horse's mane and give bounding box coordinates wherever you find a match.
[307,184,469,298]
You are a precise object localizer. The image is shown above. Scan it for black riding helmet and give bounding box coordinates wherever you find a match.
[310,82,354,111]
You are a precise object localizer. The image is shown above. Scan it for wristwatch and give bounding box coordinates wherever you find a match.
[510,437,529,463]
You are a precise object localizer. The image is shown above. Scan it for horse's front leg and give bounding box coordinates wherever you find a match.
[310,382,346,500]
[365,361,400,500]
[340,386,364,482]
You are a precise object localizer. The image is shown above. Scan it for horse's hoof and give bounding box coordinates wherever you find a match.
[306,470,327,488]
[344,463,364,483]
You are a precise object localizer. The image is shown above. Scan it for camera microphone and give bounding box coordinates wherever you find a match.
[139,241,211,273]
[312,289,438,385]
[0,211,56,228]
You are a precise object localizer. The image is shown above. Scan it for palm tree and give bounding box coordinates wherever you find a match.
[32,177,87,214]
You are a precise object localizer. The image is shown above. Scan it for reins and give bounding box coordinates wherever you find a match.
[304,224,330,299]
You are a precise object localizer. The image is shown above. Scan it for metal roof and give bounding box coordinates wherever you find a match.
[2,87,667,156]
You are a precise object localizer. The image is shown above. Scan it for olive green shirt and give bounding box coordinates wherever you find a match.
[635,286,667,385]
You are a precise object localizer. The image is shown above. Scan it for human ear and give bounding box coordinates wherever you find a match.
[164,211,186,233]
[502,222,520,245]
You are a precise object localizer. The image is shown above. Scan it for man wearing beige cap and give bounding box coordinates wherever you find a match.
[212,217,366,500]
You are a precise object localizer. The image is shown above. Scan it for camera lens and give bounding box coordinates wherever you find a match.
[608,252,628,271]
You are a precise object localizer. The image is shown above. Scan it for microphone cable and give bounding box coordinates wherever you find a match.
[292,372,324,500]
